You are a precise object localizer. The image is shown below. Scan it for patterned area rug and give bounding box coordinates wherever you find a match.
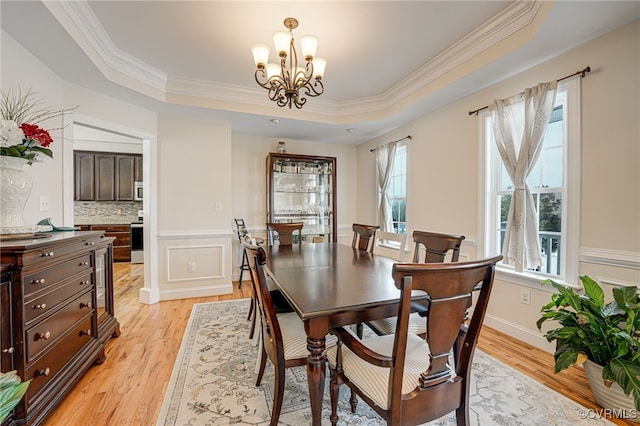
[157,300,611,425]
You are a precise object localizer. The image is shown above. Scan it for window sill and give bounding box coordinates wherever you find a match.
[495,266,581,292]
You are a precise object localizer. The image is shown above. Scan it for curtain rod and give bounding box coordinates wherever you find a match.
[467,66,591,116]
[370,135,412,152]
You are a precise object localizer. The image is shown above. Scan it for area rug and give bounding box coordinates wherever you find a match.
[157,300,612,425]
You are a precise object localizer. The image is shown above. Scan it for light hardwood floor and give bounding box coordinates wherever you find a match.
[42,262,633,426]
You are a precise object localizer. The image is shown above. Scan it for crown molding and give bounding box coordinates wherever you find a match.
[44,0,168,93]
[49,0,545,120]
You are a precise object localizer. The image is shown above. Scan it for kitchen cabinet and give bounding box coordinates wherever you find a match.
[266,153,337,243]
[95,154,115,201]
[74,151,96,201]
[134,154,143,182]
[74,151,142,201]
[76,224,131,262]
[1,232,119,426]
[115,155,135,201]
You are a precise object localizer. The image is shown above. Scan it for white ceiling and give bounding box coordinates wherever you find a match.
[2,1,639,145]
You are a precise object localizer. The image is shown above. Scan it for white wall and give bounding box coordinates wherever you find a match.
[356,19,640,352]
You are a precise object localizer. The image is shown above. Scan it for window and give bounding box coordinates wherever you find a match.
[480,79,581,284]
[387,144,407,234]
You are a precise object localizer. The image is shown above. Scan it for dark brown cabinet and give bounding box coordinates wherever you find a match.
[74,152,96,201]
[266,153,337,242]
[134,154,143,182]
[95,154,116,201]
[74,151,142,201]
[115,155,135,201]
[0,232,120,426]
[89,224,131,262]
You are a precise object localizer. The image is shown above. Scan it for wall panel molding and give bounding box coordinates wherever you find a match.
[580,247,640,270]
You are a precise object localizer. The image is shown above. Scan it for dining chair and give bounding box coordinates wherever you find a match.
[351,223,380,252]
[234,218,250,288]
[372,230,408,261]
[266,222,304,246]
[366,230,466,338]
[244,243,335,426]
[411,230,465,263]
[327,255,502,426]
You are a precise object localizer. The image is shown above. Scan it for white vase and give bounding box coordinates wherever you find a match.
[583,360,639,422]
[0,156,33,228]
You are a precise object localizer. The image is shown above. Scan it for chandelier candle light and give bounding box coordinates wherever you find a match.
[252,17,326,109]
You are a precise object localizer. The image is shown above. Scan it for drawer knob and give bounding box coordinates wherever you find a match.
[36,367,51,377]
[80,329,92,336]
[36,331,51,341]
[2,347,14,354]
[31,278,46,285]
[33,303,47,310]
[80,302,92,309]
[80,261,89,266]
[42,251,55,257]
[86,241,95,245]
[80,280,90,285]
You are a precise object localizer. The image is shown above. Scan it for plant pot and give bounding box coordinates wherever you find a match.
[583,359,639,422]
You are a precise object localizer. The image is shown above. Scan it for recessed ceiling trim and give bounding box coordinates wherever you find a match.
[44,0,168,94]
[50,0,544,122]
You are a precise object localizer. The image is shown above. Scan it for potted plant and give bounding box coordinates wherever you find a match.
[0,370,30,422]
[537,275,640,414]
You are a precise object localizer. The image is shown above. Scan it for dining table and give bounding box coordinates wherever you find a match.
[264,242,427,426]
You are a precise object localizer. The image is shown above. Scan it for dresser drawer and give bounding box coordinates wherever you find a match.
[25,291,94,362]
[17,234,105,269]
[24,314,93,403]
[23,253,93,298]
[23,271,93,325]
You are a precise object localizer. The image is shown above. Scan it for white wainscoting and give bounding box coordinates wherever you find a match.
[157,229,233,300]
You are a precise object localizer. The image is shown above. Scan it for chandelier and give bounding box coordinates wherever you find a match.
[251,17,326,109]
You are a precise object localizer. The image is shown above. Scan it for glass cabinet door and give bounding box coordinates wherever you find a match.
[267,153,337,242]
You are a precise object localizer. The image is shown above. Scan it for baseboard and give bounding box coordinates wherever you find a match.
[159,283,234,301]
[138,287,160,305]
[483,313,555,354]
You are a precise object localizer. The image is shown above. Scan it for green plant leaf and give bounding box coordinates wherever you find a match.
[579,275,605,308]
[0,379,29,421]
[554,347,580,372]
[0,371,20,389]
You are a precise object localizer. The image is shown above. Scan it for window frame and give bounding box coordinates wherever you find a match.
[478,78,581,288]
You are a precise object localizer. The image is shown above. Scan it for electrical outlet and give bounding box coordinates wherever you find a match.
[215,202,223,212]
[520,288,531,305]
[39,196,49,211]
[188,262,197,273]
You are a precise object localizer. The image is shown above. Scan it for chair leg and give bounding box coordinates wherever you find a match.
[239,249,249,289]
[270,365,285,426]
[329,369,340,426]
[349,389,358,413]
[356,322,364,339]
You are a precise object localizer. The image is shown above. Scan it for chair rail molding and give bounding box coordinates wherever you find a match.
[580,247,640,270]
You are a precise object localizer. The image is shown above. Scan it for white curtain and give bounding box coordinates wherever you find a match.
[490,81,557,272]
[376,141,397,232]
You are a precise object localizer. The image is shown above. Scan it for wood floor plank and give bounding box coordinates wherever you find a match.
[41,263,634,425]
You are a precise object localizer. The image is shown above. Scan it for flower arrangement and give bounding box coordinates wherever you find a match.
[0,87,73,165]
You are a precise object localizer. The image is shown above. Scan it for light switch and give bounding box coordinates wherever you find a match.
[215,202,223,212]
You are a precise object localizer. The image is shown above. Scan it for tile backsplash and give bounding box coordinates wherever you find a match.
[75,201,142,225]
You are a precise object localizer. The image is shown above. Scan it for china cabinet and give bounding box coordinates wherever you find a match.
[266,153,336,243]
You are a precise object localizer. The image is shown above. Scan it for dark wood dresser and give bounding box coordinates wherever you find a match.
[0,231,120,426]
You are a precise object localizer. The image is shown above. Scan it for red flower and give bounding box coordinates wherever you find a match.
[20,123,53,147]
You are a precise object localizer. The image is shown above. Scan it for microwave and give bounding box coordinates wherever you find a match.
[134,181,143,201]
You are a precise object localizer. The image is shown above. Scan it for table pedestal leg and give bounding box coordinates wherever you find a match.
[307,336,326,426]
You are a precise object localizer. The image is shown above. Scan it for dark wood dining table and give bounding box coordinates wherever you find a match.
[264,242,426,426]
